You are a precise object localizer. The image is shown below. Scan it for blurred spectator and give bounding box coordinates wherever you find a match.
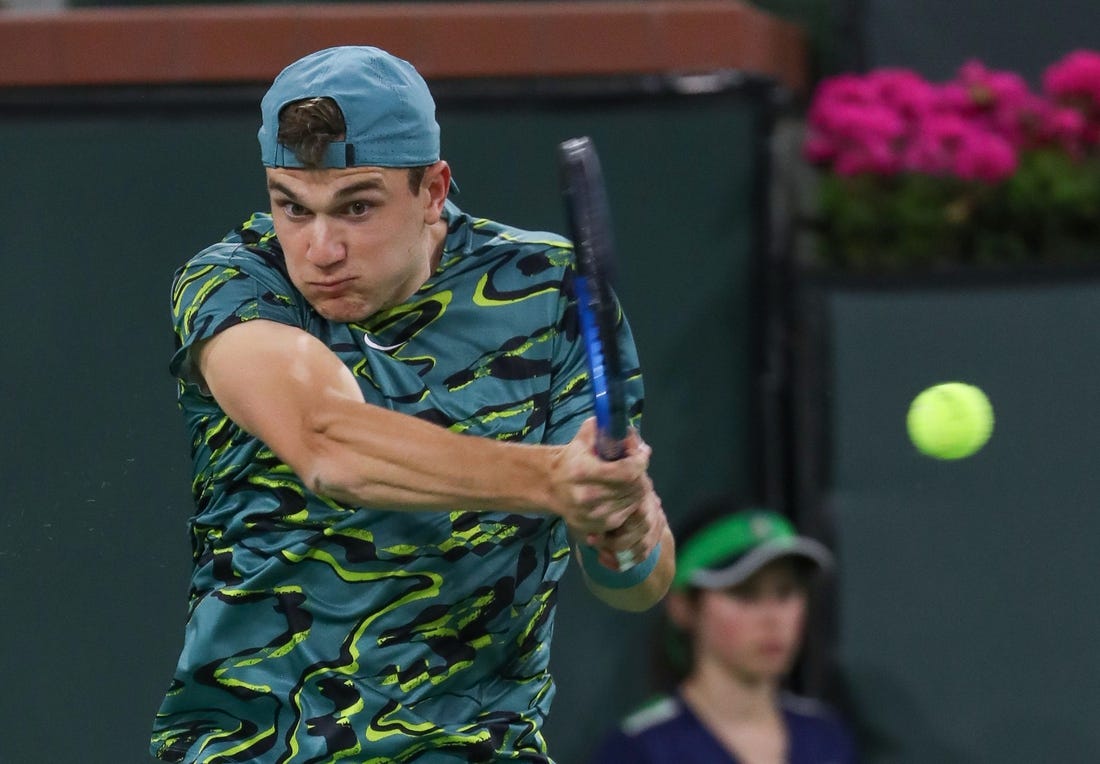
[589,498,858,763]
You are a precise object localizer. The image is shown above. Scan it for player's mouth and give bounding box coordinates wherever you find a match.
[311,277,356,294]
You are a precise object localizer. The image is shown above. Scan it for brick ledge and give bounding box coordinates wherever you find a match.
[0,1,807,93]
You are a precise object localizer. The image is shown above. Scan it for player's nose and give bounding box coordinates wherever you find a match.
[306,218,347,267]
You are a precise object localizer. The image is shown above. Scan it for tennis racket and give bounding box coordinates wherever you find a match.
[558,136,629,462]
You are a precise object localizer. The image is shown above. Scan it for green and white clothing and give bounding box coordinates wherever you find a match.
[152,201,643,763]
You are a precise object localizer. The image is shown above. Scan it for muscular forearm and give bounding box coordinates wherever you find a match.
[198,320,648,533]
[303,393,561,514]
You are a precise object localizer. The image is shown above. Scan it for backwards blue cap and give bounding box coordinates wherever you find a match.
[258,46,442,170]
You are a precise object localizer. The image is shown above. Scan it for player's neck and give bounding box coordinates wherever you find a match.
[427,217,448,273]
[385,219,450,311]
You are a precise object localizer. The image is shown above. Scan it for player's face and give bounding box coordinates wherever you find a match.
[266,163,448,322]
[692,560,808,684]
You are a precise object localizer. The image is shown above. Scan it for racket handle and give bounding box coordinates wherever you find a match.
[596,431,626,461]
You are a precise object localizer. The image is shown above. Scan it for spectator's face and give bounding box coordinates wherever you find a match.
[692,559,808,683]
[266,164,444,322]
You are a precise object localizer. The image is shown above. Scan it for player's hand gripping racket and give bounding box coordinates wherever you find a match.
[558,136,629,462]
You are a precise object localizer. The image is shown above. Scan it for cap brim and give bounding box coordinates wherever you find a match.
[688,538,833,590]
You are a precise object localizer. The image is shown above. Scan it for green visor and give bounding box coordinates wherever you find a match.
[673,510,833,590]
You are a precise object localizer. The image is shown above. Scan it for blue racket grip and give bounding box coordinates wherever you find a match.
[575,276,627,461]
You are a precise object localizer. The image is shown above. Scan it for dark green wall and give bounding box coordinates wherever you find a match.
[0,80,769,762]
[863,0,1100,82]
[794,272,1100,762]
[0,108,264,762]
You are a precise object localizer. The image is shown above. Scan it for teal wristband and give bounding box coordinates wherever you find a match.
[579,542,662,589]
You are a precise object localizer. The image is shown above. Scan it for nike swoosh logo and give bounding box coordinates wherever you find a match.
[363,333,404,352]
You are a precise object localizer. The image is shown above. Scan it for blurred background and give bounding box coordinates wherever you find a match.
[1,1,1098,762]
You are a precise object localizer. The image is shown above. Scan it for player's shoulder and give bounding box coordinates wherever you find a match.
[172,213,296,313]
[223,211,278,247]
[180,213,285,272]
[446,202,572,263]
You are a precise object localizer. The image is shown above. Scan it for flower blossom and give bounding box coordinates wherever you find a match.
[804,50,1100,269]
[805,74,909,175]
[945,60,1048,150]
[901,111,1017,182]
[1043,50,1100,145]
[1044,50,1100,108]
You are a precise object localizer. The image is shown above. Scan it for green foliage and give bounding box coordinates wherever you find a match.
[815,150,1100,270]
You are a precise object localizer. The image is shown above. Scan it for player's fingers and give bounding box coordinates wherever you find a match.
[568,499,636,536]
[561,419,646,487]
[594,495,647,536]
[589,502,656,569]
[621,428,651,465]
[589,523,659,571]
[611,495,666,569]
[599,511,646,550]
[569,479,647,534]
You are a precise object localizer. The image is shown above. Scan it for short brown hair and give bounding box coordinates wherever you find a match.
[278,97,428,194]
[277,97,346,167]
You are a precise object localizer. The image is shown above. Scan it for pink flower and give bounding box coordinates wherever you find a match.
[900,112,1018,182]
[901,112,971,175]
[803,52,1100,268]
[803,54,1099,179]
[833,137,902,176]
[805,71,921,175]
[1043,50,1100,146]
[1034,103,1088,153]
[1044,50,1100,107]
[951,131,1018,182]
[955,60,1032,110]
[808,73,876,110]
[805,80,909,174]
[815,102,907,144]
[947,60,1045,149]
[866,68,940,120]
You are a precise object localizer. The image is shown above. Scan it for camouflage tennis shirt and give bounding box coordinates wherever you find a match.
[152,201,642,763]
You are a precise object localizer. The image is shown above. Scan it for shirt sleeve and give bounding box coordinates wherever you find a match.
[168,245,305,381]
[544,262,645,445]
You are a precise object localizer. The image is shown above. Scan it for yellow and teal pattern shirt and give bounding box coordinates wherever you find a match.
[152,201,643,763]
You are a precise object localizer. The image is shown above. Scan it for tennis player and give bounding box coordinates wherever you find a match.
[589,501,857,763]
[151,45,673,763]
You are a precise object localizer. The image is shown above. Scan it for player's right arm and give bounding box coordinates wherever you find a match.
[193,318,646,535]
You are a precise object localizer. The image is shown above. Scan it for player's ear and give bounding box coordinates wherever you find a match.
[421,161,451,223]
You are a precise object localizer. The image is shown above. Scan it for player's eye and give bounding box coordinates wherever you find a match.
[347,200,371,216]
[281,202,309,219]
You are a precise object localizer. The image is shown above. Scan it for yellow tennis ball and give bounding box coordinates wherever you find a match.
[906,382,994,460]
